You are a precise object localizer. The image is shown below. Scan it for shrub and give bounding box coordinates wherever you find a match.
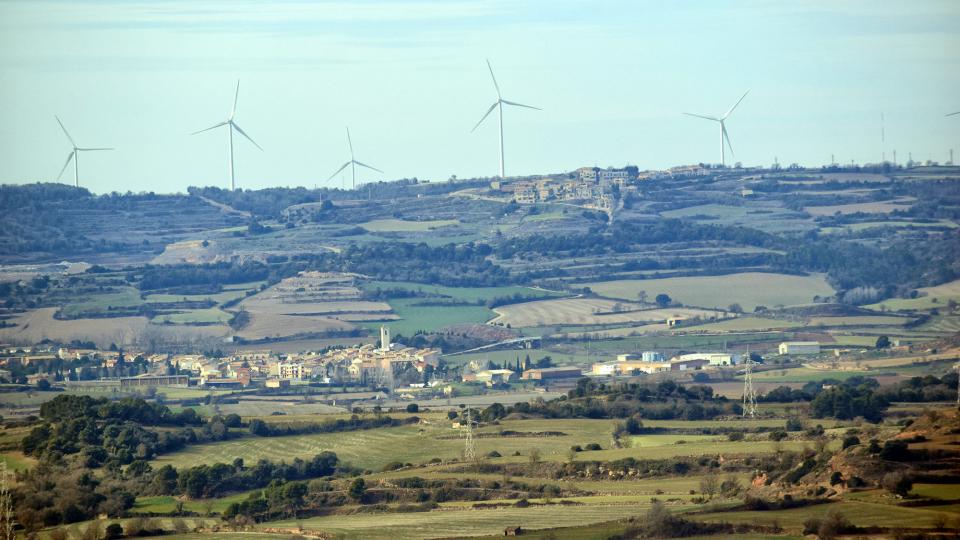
[105,523,123,540]
[381,461,405,472]
[768,430,788,441]
[406,403,419,413]
[785,417,804,431]
[585,443,602,451]
[570,445,583,452]
[830,471,844,485]
[486,450,501,458]
[841,435,860,450]
[727,431,744,441]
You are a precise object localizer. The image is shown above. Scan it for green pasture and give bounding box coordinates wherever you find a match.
[360,218,460,232]
[59,287,144,318]
[362,298,494,335]
[362,280,562,304]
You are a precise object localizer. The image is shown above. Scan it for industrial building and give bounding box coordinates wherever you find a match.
[778,341,821,355]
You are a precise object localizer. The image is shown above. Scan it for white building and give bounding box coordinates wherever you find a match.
[676,353,740,366]
[778,341,821,355]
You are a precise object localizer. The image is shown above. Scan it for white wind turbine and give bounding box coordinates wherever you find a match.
[55,116,113,188]
[471,59,541,178]
[192,80,262,190]
[328,128,382,190]
[684,91,749,167]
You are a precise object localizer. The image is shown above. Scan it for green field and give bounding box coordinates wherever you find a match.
[868,278,960,311]
[59,287,144,318]
[156,308,232,324]
[145,289,249,304]
[135,492,251,514]
[584,273,835,311]
[153,418,825,472]
[362,281,562,304]
[680,316,803,332]
[360,218,460,232]
[362,298,494,336]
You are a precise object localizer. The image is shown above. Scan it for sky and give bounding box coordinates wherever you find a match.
[0,0,958,194]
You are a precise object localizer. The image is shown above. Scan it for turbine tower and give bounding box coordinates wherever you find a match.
[471,59,541,178]
[192,80,262,191]
[55,116,113,188]
[328,127,382,190]
[684,91,749,167]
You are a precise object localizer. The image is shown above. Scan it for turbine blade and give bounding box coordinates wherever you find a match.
[55,116,76,146]
[328,161,351,181]
[77,147,114,151]
[722,123,735,158]
[232,79,240,119]
[486,59,501,99]
[231,122,262,150]
[57,151,75,180]
[191,121,228,135]
[500,99,541,111]
[722,91,749,120]
[471,102,499,132]
[683,112,720,122]
[346,127,354,158]
[353,160,383,174]
[947,111,960,117]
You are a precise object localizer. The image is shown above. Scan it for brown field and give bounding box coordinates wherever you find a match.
[233,312,353,341]
[489,297,723,328]
[0,307,148,346]
[0,308,232,347]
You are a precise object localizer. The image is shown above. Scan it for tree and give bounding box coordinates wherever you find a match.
[655,293,672,308]
[405,403,419,413]
[348,478,366,502]
[727,303,743,313]
[881,471,912,497]
[875,335,891,349]
[699,473,719,499]
[637,290,648,305]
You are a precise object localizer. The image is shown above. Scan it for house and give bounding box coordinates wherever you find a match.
[265,379,290,389]
[778,342,821,355]
[667,317,687,328]
[521,367,582,380]
[475,369,517,385]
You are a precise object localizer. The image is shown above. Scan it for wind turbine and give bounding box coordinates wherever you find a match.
[471,59,541,178]
[684,91,749,167]
[192,80,262,190]
[948,111,960,117]
[55,116,113,188]
[328,128,382,190]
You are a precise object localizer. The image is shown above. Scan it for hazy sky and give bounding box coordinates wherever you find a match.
[1,0,958,194]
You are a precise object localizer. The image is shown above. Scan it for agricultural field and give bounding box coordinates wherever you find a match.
[803,198,915,216]
[584,273,835,311]
[0,307,149,346]
[489,297,724,328]
[152,417,825,472]
[868,277,960,311]
[364,297,494,336]
[359,218,460,232]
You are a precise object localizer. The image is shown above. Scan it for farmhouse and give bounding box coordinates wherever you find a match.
[521,366,582,380]
[778,341,821,355]
[592,361,670,375]
[475,369,517,385]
